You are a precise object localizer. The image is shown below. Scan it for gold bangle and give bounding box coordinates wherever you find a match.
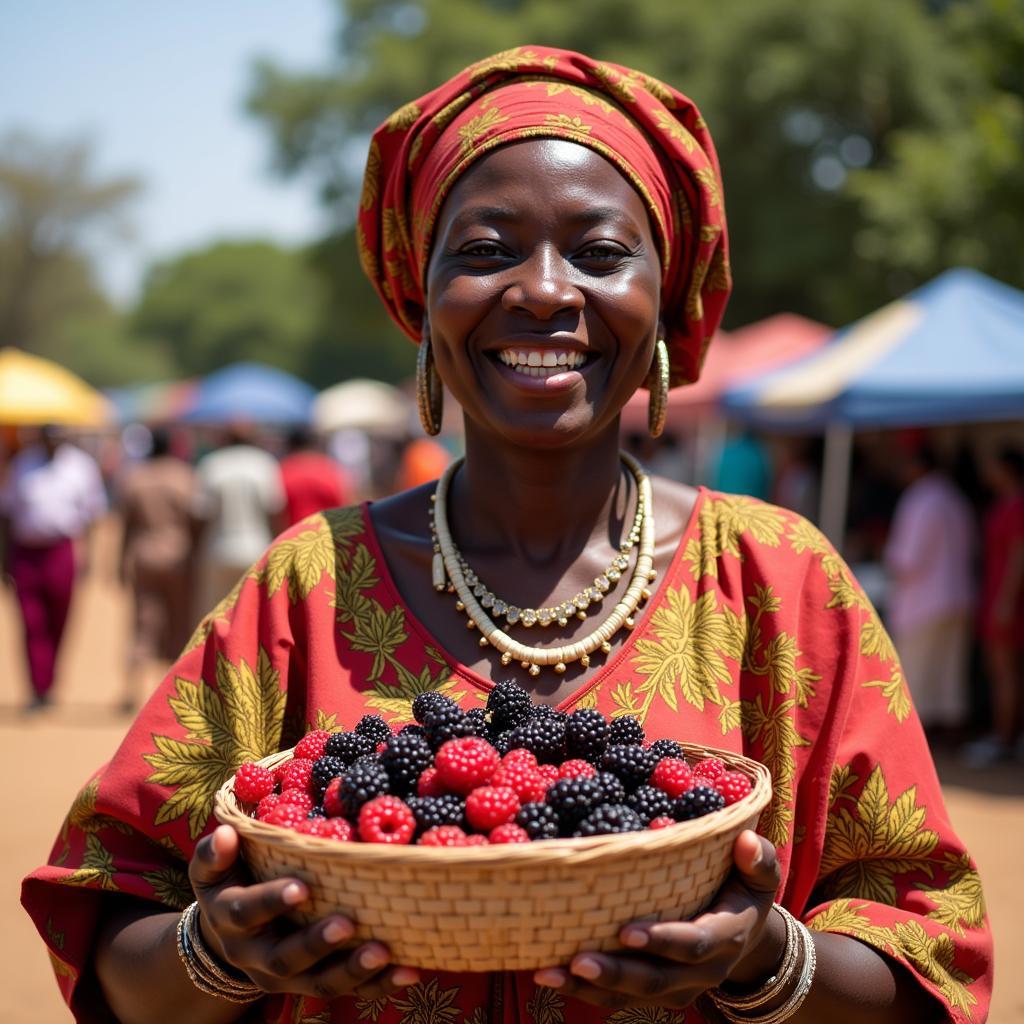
[176,901,262,1004]
[711,905,798,1014]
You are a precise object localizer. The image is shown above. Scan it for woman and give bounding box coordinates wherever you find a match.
[22,47,991,1023]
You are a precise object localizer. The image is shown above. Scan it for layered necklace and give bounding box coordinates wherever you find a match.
[429,452,657,676]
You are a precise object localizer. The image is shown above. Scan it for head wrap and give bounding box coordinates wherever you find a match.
[358,46,730,386]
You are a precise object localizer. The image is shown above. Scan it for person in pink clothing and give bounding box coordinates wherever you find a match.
[278,427,352,527]
[884,444,975,733]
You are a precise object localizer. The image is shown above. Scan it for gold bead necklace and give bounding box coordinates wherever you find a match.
[430,452,657,676]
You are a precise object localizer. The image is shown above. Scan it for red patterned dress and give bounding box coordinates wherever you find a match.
[22,491,993,1022]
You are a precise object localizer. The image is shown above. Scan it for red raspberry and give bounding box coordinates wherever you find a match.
[255,793,280,820]
[297,817,354,841]
[279,758,315,796]
[465,834,489,846]
[277,788,313,815]
[492,761,546,804]
[323,777,345,818]
[234,762,275,803]
[358,796,416,844]
[502,748,538,770]
[714,770,753,806]
[649,816,676,830]
[651,757,695,798]
[265,801,309,830]
[536,764,559,791]
[294,729,333,761]
[693,757,727,782]
[466,785,520,832]
[417,767,447,797]
[419,825,469,847]
[558,759,596,780]
[434,737,500,795]
[489,823,530,844]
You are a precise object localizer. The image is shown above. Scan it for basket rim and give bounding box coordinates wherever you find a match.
[214,741,772,865]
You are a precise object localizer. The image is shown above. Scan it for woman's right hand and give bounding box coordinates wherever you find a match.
[189,824,420,1001]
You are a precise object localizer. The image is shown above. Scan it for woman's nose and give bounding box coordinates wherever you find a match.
[501,247,584,320]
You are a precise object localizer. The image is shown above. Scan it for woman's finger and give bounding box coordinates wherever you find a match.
[533,964,695,1011]
[731,831,781,898]
[207,876,309,936]
[303,943,418,1002]
[189,825,247,893]
[246,916,356,980]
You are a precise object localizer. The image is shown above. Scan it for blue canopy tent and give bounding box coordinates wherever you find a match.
[721,268,1024,541]
[183,363,316,426]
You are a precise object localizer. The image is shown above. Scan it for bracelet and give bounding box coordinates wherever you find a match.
[712,905,799,1011]
[175,902,262,1004]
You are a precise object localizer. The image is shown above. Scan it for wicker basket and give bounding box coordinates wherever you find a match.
[214,742,771,972]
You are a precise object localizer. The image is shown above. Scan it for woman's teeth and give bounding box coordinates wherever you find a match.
[497,349,587,377]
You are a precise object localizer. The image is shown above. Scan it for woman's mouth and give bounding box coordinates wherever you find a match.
[495,348,589,379]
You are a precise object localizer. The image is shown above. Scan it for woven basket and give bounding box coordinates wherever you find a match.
[214,742,771,972]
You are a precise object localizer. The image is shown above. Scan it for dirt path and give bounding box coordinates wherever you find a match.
[1,519,1018,1021]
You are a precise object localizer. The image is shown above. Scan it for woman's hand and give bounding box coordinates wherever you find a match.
[189,824,420,1001]
[533,830,782,1011]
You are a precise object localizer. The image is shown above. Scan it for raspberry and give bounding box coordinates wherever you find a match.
[545,778,602,833]
[465,834,489,846]
[380,731,433,796]
[434,737,500,795]
[417,766,447,797]
[354,714,392,745]
[515,801,560,840]
[294,730,333,761]
[419,824,469,847]
[406,794,466,836]
[648,738,686,761]
[505,716,566,765]
[627,785,673,825]
[266,800,309,830]
[489,823,530,844]
[673,784,726,821]
[337,761,390,818]
[324,732,374,766]
[502,748,539,769]
[651,757,695,799]
[714,770,753,806]
[234,762,275,803]
[466,785,520,832]
[358,795,416,844]
[492,761,546,804]
[649,816,676,829]
[601,744,657,792]
[277,788,313,815]
[536,764,559,790]
[412,691,457,725]
[575,803,644,836]
[311,755,348,796]
[558,759,596,780]
[609,715,645,747]
[565,708,609,764]
[486,680,533,732]
[693,757,727,782]
[278,758,315,796]
[295,816,353,841]
[255,793,280,820]
[323,777,345,817]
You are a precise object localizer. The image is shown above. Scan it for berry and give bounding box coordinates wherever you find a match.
[322,777,345,817]
[515,801,560,840]
[714,770,753,806]
[466,785,520,832]
[311,755,348,796]
[278,758,315,796]
[465,834,489,846]
[530,704,568,723]
[354,714,393,745]
[486,680,533,732]
[558,759,597,780]
[296,816,354,841]
[358,796,416,844]
[648,738,686,761]
[412,691,457,725]
[419,825,469,847]
[502,748,538,769]
[307,805,327,818]
[649,816,676,829]
[406,794,466,836]
[277,788,314,815]
[673,784,726,821]
[294,730,333,761]
[492,760,547,804]
[400,723,427,739]
[338,761,390,818]
[489,823,530,844]
[651,757,695,799]
[491,731,514,756]
[434,737,500,795]
[609,715,645,747]
[422,702,471,751]
[627,785,674,825]
[380,731,433,796]
[324,732,374,765]
[417,766,448,797]
[575,803,644,836]
[255,793,280,820]
[266,800,309,830]
[545,777,603,833]
[233,762,275,803]
[463,707,491,738]
[536,764,559,790]
[601,744,657,792]
[565,708,609,764]
[693,757,727,782]
[505,716,566,765]
[591,771,627,805]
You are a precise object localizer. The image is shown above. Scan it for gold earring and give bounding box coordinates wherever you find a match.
[647,338,670,438]
[416,338,444,436]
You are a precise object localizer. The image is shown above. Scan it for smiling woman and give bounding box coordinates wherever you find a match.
[22,45,992,1024]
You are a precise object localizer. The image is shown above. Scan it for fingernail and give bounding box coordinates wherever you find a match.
[534,969,565,988]
[360,947,388,970]
[322,919,351,943]
[282,882,306,905]
[391,968,419,986]
[622,928,648,948]
[572,956,601,980]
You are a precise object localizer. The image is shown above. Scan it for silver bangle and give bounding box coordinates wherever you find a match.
[176,901,262,1004]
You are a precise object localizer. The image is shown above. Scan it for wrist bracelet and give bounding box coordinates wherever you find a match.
[713,904,798,1011]
[175,901,262,1004]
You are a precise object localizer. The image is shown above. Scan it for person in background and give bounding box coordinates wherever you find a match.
[278,426,351,526]
[771,436,819,522]
[117,428,199,712]
[193,426,285,616]
[884,442,974,738]
[963,445,1024,766]
[711,426,771,499]
[0,425,107,710]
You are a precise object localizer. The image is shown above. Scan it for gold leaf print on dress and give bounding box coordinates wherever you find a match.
[360,140,381,212]
[527,984,565,1024]
[57,833,118,891]
[390,977,461,1023]
[922,852,987,936]
[606,1008,687,1023]
[142,866,192,909]
[686,258,708,321]
[458,106,510,154]
[863,667,912,722]
[385,100,421,132]
[366,662,465,725]
[544,112,592,133]
[886,920,978,1017]
[652,109,696,153]
[686,495,788,580]
[694,166,722,206]
[468,47,553,81]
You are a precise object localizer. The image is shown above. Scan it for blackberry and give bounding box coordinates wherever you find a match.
[575,803,644,836]
[380,731,433,796]
[406,794,467,836]
[530,704,568,724]
[311,755,348,796]
[649,738,686,761]
[627,785,673,825]
[462,707,490,738]
[609,715,645,747]
[506,716,566,765]
[565,708,609,764]
[492,730,514,756]
[399,723,427,739]
[486,680,532,732]
[307,805,327,819]
[324,731,374,765]
[515,801,560,841]
[422,702,470,751]
[354,714,392,746]
[412,691,457,725]
[673,784,725,821]
[601,744,657,792]
[545,777,603,833]
[337,761,390,819]
[591,771,627,805]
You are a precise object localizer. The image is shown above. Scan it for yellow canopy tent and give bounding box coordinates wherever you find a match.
[0,347,112,427]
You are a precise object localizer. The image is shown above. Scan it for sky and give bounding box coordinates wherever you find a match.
[1,1,338,302]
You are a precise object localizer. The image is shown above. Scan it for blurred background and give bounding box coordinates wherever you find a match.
[1,1,1022,1020]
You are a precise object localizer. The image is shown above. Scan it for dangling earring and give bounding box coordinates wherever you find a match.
[416,337,444,436]
[647,338,670,438]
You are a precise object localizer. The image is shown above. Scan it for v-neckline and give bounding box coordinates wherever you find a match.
[359,485,708,712]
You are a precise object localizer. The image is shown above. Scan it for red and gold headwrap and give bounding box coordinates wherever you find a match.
[357,45,730,386]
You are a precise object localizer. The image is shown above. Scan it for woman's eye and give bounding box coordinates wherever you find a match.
[461,241,505,258]
[576,243,628,262]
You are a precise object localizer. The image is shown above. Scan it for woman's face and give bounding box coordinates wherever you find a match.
[425,139,662,448]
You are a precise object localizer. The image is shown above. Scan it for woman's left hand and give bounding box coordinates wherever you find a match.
[533,830,783,1011]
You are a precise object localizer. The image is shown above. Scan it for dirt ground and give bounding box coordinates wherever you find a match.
[0,519,1019,1022]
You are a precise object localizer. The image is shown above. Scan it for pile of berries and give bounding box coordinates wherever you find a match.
[231,683,753,846]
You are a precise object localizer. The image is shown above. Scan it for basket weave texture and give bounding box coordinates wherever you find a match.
[214,742,771,972]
